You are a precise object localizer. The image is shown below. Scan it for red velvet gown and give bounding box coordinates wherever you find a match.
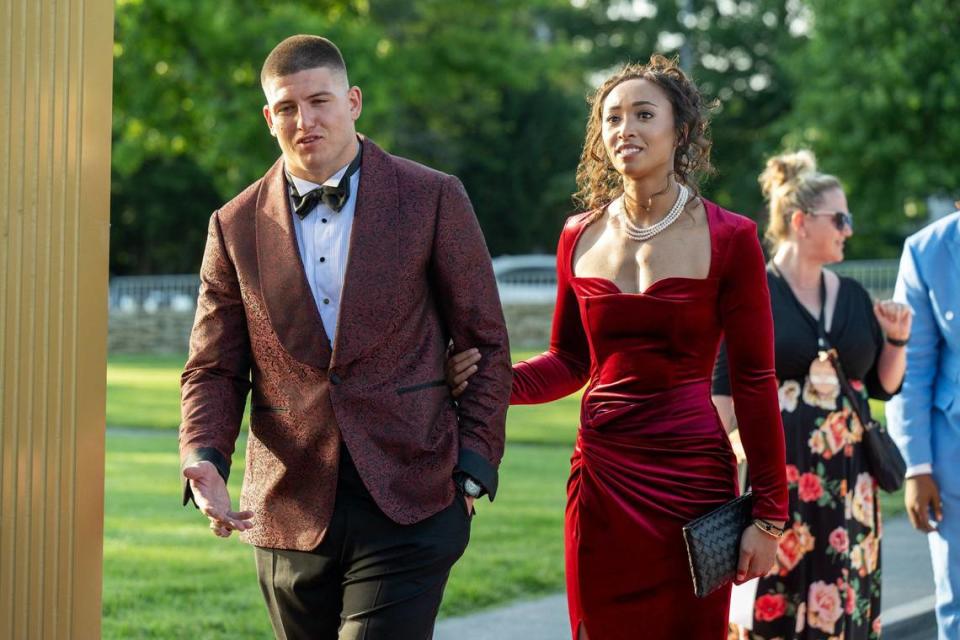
[512,200,789,639]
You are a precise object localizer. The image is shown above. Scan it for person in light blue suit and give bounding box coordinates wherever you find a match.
[887,208,960,640]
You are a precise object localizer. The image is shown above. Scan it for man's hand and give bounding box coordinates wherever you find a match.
[905,474,943,533]
[182,461,255,538]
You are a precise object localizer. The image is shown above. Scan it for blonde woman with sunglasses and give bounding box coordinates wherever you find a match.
[712,150,911,639]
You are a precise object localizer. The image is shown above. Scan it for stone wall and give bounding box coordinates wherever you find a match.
[500,303,553,350]
[109,310,195,354]
[108,302,554,355]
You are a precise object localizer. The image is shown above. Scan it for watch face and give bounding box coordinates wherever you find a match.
[463,478,482,497]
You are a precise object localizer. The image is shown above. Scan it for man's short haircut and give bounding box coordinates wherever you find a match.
[261,35,348,90]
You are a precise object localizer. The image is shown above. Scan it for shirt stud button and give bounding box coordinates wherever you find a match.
[319,257,326,263]
[323,298,330,304]
[322,218,328,223]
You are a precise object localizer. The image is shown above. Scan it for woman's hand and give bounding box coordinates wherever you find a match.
[873,300,912,341]
[735,522,782,584]
[445,347,481,398]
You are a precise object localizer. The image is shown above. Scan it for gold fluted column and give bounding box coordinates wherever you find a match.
[0,0,113,638]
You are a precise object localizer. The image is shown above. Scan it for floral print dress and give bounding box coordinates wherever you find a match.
[714,265,897,640]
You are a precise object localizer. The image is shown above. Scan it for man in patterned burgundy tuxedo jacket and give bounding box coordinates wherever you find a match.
[178,35,511,639]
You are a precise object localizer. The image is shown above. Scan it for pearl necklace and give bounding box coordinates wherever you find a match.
[612,184,689,242]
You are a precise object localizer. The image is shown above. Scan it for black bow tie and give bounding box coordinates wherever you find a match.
[292,183,348,217]
[288,144,363,219]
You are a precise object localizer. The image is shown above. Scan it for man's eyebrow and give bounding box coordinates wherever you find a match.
[273,91,334,108]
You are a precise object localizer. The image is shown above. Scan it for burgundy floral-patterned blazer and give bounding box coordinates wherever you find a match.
[179,137,512,551]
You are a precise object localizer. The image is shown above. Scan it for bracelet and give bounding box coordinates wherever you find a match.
[886,336,909,347]
[752,519,785,539]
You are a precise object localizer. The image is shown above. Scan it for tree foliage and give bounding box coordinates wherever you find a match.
[785,0,960,257]
[111,0,586,272]
[110,0,958,273]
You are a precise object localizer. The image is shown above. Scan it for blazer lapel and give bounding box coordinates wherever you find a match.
[331,138,400,368]
[256,157,333,370]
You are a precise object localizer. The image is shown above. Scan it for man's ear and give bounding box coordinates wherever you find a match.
[348,86,363,122]
[263,104,277,137]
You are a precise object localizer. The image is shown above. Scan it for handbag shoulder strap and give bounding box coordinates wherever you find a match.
[817,274,888,526]
[825,349,871,427]
[815,273,871,428]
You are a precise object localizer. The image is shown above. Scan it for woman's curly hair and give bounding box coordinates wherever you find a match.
[573,55,717,213]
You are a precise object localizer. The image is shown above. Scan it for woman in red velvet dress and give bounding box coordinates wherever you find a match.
[448,56,789,639]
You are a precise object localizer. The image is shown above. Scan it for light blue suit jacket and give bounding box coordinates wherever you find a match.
[887,211,960,475]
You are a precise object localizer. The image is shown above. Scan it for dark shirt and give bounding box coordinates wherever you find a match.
[713,263,895,400]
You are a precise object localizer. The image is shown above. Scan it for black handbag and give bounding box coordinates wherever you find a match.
[811,273,906,493]
[682,491,753,598]
[825,348,906,493]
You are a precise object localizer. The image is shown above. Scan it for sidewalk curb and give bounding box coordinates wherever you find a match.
[883,595,938,640]
[885,595,936,626]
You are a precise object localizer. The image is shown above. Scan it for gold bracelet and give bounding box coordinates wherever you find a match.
[752,519,785,539]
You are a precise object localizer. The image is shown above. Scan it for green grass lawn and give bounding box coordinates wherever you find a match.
[103,350,580,638]
[107,354,191,430]
[103,352,904,638]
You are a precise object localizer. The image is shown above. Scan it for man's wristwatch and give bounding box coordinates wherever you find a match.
[456,473,485,498]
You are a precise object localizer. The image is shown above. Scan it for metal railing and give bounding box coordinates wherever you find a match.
[109,274,200,313]
[107,258,901,312]
[492,254,557,304]
[830,259,900,300]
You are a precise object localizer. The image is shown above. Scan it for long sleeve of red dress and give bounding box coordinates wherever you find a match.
[718,219,789,521]
[512,211,787,522]
[512,218,591,404]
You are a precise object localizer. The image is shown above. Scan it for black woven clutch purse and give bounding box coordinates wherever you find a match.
[682,491,752,598]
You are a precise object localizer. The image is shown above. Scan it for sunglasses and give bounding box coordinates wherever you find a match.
[808,210,853,231]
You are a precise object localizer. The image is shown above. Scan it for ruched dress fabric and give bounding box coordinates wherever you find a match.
[512,201,789,640]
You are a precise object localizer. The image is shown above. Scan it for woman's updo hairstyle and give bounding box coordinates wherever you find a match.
[760,150,841,248]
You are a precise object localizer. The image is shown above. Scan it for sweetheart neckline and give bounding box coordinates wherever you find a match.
[568,200,721,295]
[571,275,715,296]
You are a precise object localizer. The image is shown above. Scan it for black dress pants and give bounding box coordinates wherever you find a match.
[254,448,472,640]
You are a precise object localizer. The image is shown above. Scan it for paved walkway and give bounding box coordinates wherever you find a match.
[435,516,937,640]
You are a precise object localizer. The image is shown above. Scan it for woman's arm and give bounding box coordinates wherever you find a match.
[718,219,788,523]
[711,394,736,433]
[511,223,591,403]
[711,339,736,432]
[446,220,591,404]
[872,299,912,395]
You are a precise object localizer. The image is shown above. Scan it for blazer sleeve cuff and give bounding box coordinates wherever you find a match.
[456,448,499,501]
[906,463,933,478]
[180,447,231,507]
